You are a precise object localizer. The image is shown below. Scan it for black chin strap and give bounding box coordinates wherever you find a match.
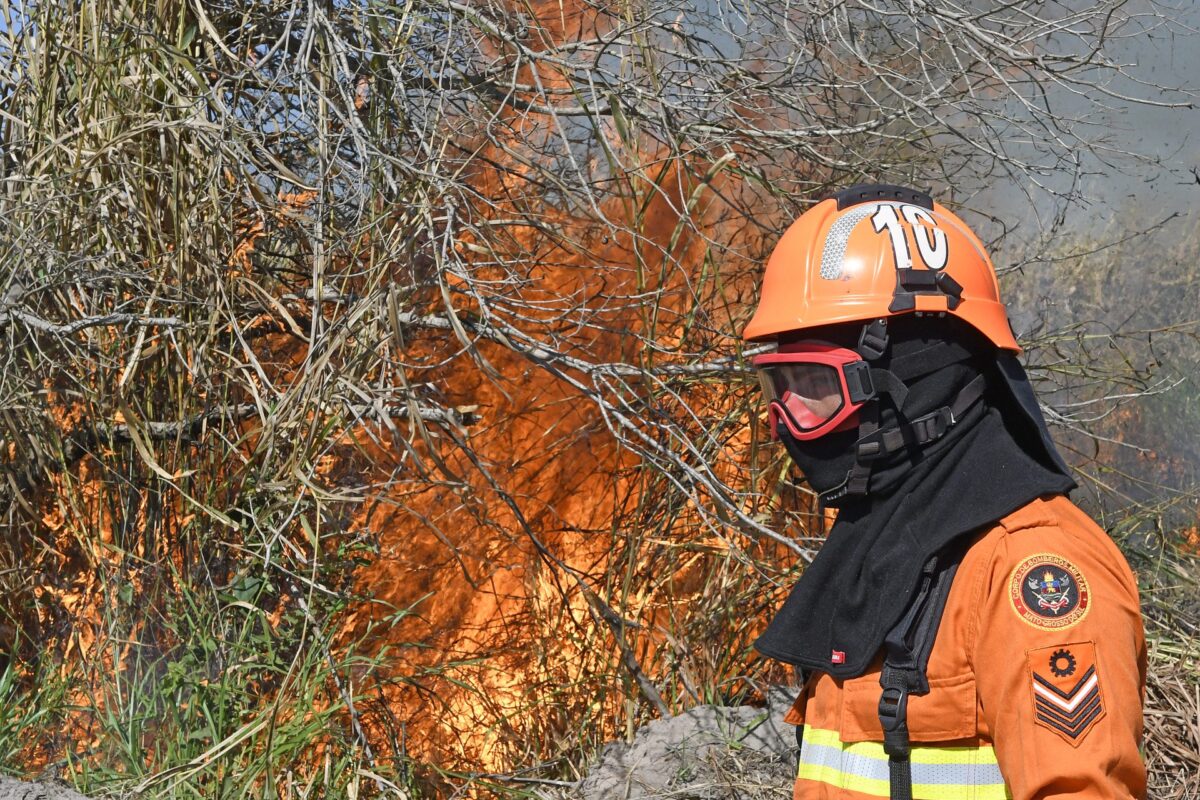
[820,373,987,504]
[818,316,988,504]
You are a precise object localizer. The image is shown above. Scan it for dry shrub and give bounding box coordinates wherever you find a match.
[0,0,1194,795]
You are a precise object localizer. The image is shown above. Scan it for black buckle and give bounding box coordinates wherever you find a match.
[878,687,911,760]
[857,319,889,360]
[878,686,909,731]
[935,272,963,310]
[909,407,952,444]
[854,406,955,461]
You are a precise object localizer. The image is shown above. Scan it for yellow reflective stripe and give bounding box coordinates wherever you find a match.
[801,727,1003,765]
[796,726,1012,800]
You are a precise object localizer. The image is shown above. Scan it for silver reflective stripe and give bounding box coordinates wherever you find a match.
[800,740,1007,785]
[819,203,881,279]
[796,726,1012,800]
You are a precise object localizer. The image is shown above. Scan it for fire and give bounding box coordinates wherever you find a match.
[1,0,807,788]
[320,146,801,772]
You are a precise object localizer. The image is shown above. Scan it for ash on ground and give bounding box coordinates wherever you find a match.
[0,779,90,800]
[552,687,798,800]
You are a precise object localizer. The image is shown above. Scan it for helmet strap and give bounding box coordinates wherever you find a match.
[817,373,988,505]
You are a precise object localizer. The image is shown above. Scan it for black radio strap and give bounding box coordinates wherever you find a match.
[877,549,962,800]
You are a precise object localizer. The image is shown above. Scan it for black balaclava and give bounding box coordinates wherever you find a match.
[753,317,1076,677]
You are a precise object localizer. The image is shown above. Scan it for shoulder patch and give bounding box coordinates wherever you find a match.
[1008,552,1090,630]
[1028,641,1105,745]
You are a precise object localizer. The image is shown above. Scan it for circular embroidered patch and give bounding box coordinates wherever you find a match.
[1008,553,1090,630]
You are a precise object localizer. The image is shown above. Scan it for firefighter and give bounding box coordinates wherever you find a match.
[743,184,1147,800]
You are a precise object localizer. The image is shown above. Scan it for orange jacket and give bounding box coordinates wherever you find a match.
[784,494,1147,800]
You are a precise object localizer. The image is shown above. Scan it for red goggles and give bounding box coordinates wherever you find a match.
[751,342,876,440]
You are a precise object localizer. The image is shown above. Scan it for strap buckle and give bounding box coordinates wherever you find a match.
[909,407,953,444]
[857,318,889,360]
[878,686,911,760]
[878,686,909,732]
[854,404,955,460]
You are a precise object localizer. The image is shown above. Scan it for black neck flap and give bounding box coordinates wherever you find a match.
[755,336,1075,677]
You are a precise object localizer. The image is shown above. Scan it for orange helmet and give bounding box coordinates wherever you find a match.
[742,185,1018,351]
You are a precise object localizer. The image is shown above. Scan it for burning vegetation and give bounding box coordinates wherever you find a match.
[0,0,1197,797]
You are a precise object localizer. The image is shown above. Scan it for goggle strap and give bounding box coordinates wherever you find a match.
[869,368,909,410]
[816,374,989,505]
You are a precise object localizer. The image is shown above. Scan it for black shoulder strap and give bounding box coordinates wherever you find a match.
[794,669,809,766]
[877,549,963,800]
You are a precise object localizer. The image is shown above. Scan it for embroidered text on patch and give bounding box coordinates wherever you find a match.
[1009,553,1091,630]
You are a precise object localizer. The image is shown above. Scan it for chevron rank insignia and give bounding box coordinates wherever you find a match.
[1028,641,1105,745]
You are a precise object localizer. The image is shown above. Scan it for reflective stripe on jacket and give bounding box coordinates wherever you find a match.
[784,495,1147,800]
[798,727,1009,800]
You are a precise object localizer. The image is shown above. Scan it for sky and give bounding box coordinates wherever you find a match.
[978,1,1200,517]
[977,1,1200,237]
